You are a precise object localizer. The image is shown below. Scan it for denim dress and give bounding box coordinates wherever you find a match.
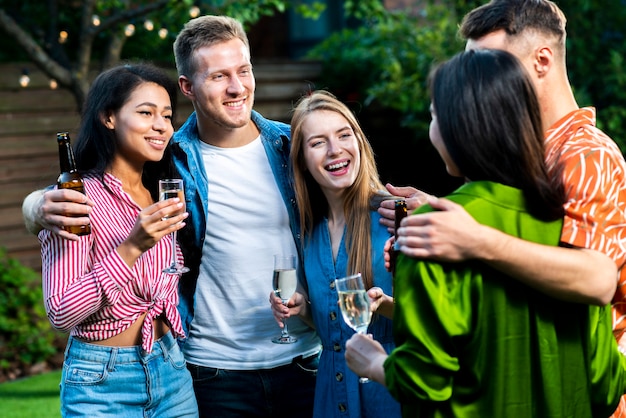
[304,211,401,418]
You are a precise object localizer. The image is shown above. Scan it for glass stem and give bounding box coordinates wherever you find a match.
[170,230,177,267]
[281,301,289,336]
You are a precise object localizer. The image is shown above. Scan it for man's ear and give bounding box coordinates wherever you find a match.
[534,46,553,79]
[179,75,194,99]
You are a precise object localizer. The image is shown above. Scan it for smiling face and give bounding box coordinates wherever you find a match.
[301,109,361,200]
[180,39,255,135]
[105,82,173,171]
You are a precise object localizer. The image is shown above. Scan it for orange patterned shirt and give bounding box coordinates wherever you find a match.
[544,108,626,417]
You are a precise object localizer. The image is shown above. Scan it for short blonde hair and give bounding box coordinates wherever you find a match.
[173,15,250,78]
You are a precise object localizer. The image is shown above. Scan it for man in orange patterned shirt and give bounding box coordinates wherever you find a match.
[383,0,626,414]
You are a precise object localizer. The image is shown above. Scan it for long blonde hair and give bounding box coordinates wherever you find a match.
[290,91,389,289]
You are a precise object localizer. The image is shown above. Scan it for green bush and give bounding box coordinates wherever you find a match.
[0,249,64,377]
[562,0,626,152]
[308,5,463,136]
[306,4,468,194]
[308,1,626,155]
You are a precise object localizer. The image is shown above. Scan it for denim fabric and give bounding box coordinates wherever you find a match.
[60,332,198,417]
[187,353,318,418]
[304,211,401,418]
[170,110,303,339]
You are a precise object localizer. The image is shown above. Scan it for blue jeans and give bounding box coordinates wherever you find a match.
[187,353,319,418]
[60,332,198,417]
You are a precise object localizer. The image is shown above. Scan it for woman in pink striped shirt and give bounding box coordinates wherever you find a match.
[39,64,198,417]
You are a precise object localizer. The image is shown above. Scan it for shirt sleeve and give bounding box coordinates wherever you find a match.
[39,229,136,332]
[383,257,472,405]
[560,136,626,271]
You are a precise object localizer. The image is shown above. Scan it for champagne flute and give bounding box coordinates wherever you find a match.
[159,179,189,274]
[335,273,372,383]
[272,254,298,344]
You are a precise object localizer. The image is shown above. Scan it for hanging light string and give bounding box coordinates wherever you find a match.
[19,6,201,88]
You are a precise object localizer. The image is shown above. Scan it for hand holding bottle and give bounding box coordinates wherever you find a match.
[23,188,94,241]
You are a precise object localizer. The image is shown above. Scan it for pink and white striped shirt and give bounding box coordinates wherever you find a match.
[39,173,185,352]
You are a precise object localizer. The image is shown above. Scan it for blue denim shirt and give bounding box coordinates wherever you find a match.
[304,211,401,418]
[170,110,303,337]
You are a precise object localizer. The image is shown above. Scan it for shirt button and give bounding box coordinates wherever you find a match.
[329,311,337,321]
[333,343,341,352]
[329,281,336,290]
[335,372,343,381]
[338,403,347,412]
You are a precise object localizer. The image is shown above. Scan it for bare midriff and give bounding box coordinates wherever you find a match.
[78,313,170,347]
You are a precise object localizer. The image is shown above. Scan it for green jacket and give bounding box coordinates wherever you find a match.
[386,181,626,418]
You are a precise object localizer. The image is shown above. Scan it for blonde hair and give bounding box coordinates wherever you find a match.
[173,15,250,78]
[290,91,390,289]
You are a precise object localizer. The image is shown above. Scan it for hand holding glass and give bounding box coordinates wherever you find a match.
[159,179,189,274]
[272,254,298,344]
[336,273,372,382]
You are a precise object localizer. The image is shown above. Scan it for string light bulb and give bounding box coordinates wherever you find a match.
[49,79,58,90]
[92,15,101,26]
[58,30,68,44]
[189,6,200,18]
[144,20,154,31]
[124,23,135,37]
[158,28,168,39]
[19,69,30,88]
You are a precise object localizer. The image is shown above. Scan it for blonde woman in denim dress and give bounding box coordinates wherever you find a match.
[270,91,401,418]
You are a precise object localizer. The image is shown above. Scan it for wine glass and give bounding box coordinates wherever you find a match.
[335,273,372,383]
[272,254,298,344]
[159,179,189,274]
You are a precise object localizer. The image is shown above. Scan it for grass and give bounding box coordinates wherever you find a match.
[0,370,61,418]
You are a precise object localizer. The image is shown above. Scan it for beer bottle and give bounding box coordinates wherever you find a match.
[390,199,407,275]
[56,132,91,236]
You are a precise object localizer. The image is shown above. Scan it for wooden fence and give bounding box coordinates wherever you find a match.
[0,61,321,272]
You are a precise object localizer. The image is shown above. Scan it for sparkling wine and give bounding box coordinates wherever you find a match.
[159,189,185,218]
[272,269,297,301]
[338,289,372,334]
[159,179,189,275]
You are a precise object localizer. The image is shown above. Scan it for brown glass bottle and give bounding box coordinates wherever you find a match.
[57,132,91,236]
[390,199,407,275]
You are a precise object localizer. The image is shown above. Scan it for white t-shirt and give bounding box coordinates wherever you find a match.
[183,137,320,369]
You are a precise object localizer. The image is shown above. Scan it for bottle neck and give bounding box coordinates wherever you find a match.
[58,140,78,173]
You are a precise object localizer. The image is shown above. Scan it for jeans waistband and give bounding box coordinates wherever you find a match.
[66,331,177,365]
[187,351,320,372]
[290,352,319,365]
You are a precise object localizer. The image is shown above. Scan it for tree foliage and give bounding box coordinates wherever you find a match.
[561,0,626,151]
[309,0,626,154]
[2,0,625,152]
[308,3,466,135]
[0,0,325,110]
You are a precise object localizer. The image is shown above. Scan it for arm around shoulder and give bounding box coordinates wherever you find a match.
[22,189,46,235]
[475,226,616,306]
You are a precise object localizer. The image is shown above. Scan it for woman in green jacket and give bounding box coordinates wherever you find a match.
[345,49,626,417]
